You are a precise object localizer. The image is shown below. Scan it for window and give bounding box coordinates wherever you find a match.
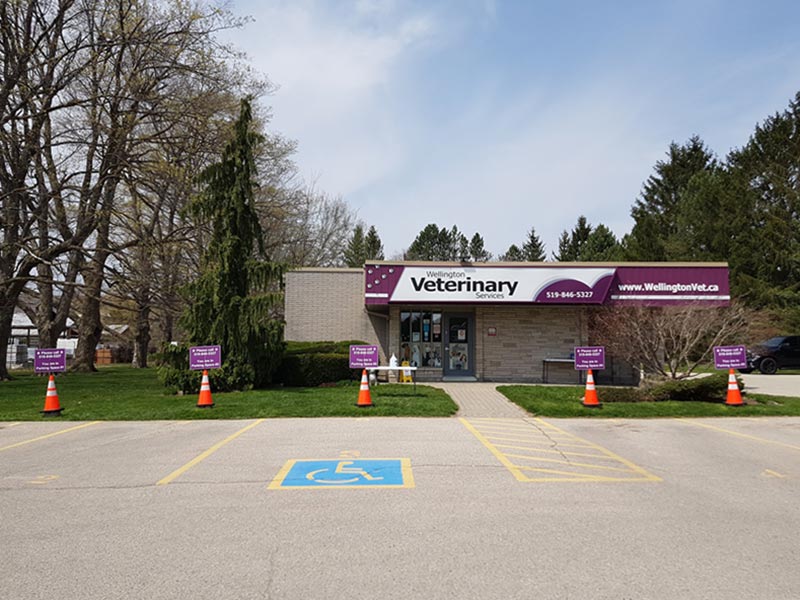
[400,311,441,368]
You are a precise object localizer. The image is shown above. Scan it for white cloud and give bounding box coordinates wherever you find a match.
[229,1,437,197]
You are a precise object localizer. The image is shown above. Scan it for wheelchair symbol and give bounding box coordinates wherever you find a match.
[306,461,384,485]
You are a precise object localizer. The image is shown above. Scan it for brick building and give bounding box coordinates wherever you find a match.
[284,261,730,384]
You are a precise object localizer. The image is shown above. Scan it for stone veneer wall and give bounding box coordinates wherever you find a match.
[475,305,588,383]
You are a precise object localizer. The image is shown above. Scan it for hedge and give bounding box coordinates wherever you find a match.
[600,372,740,403]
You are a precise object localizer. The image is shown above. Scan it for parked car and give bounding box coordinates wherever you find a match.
[739,335,800,374]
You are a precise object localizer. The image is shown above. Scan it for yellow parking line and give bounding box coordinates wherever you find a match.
[531,418,662,482]
[0,422,101,452]
[504,453,633,473]
[493,443,617,460]
[483,434,596,450]
[459,419,529,482]
[157,419,266,486]
[678,420,800,451]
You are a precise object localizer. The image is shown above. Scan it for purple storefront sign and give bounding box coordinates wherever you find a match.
[350,345,379,369]
[364,264,730,306]
[713,345,748,370]
[189,345,222,371]
[35,348,66,373]
[609,266,730,306]
[574,346,606,370]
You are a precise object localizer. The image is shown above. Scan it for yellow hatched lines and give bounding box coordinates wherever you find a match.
[461,418,661,483]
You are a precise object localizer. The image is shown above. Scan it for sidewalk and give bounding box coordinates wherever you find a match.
[427,382,529,417]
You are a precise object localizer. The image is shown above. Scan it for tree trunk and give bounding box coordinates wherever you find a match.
[132,293,151,368]
[0,302,14,381]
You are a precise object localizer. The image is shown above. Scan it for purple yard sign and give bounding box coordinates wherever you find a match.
[574,346,606,371]
[189,345,222,371]
[713,345,748,370]
[350,345,379,369]
[34,348,66,373]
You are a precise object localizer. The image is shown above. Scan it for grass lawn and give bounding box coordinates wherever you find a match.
[497,384,800,418]
[0,366,458,420]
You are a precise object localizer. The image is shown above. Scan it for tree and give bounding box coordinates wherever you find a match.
[364,226,385,262]
[581,225,623,261]
[521,227,546,261]
[552,217,621,262]
[406,224,469,261]
[343,224,384,267]
[592,303,749,380]
[343,224,366,267]
[724,91,800,307]
[625,136,717,261]
[181,98,284,389]
[499,244,524,261]
[468,233,491,262]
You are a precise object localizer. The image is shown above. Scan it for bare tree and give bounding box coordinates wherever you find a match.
[592,303,749,380]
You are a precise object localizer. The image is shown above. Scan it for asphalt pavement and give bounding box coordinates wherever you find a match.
[2,414,799,600]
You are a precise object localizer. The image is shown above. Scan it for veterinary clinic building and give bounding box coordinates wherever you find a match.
[284,262,730,384]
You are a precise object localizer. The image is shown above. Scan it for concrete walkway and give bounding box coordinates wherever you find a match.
[427,382,529,417]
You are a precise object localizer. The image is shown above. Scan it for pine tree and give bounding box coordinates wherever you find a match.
[344,224,366,267]
[181,98,284,389]
[468,233,491,261]
[626,136,716,260]
[500,244,524,261]
[521,227,546,261]
[364,226,385,261]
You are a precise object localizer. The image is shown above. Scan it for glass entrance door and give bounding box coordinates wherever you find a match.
[443,314,473,377]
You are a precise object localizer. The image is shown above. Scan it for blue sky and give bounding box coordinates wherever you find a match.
[225,0,800,259]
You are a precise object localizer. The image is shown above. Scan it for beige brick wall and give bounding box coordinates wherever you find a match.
[284,269,389,360]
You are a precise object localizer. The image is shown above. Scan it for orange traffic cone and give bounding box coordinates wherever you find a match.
[196,370,214,408]
[356,369,373,408]
[581,369,602,408]
[725,369,744,406]
[41,375,63,416]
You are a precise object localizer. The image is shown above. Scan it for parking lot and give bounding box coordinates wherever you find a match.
[2,415,798,600]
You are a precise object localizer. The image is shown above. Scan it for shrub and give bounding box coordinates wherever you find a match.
[284,340,366,355]
[599,372,741,403]
[598,387,648,403]
[276,352,359,387]
[647,372,736,402]
[156,343,256,393]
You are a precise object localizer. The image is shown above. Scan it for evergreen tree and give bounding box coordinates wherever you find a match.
[406,224,469,261]
[364,226,385,261]
[581,224,622,261]
[552,231,573,261]
[181,98,284,389]
[406,224,442,260]
[500,244,524,261]
[469,233,491,261]
[725,91,800,305]
[343,224,366,267]
[521,227,546,261]
[626,136,716,260]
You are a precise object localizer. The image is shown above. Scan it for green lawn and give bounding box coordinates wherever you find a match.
[497,384,800,418]
[0,366,458,420]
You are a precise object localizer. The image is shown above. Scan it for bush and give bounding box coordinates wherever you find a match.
[284,340,366,355]
[276,352,359,387]
[647,371,735,402]
[599,387,647,403]
[600,372,740,403]
[156,343,257,393]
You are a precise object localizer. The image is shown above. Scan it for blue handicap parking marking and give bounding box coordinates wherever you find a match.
[270,459,413,489]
